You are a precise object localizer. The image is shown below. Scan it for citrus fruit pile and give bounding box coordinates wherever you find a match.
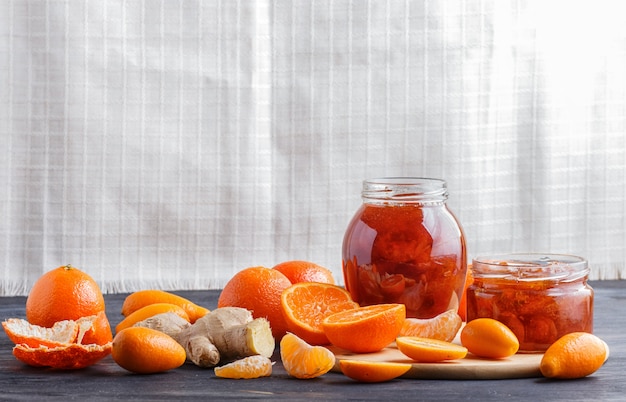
[1,261,610,383]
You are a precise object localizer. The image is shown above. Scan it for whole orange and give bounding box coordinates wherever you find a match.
[273,260,335,284]
[25,265,112,345]
[217,266,292,339]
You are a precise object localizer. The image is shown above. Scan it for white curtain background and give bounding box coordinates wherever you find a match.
[1,1,625,295]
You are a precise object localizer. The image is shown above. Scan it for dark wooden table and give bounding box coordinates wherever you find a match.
[1,280,624,401]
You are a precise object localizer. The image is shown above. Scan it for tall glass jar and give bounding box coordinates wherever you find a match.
[467,253,594,352]
[342,177,467,319]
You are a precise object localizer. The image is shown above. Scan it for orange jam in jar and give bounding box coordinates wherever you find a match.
[342,178,467,318]
[467,254,594,352]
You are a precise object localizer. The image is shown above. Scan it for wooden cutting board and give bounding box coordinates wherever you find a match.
[329,343,543,380]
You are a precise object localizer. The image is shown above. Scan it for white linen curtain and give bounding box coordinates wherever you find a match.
[1,0,625,295]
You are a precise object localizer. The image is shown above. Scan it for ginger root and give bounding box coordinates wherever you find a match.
[134,307,274,368]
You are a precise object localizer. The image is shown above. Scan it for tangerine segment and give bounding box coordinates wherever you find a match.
[461,318,519,359]
[115,303,190,333]
[396,336,468,363]
[281,282,358,345]
[540,332,609,379]
[121,289,209,323]
[399,309,462,342]
[12,342,112,369]
[280,332,335,379]
[273,260,335,284]
[339,360,411,383]
[322,304,406,353]
[214,355,274,379]
[112,327,186,374]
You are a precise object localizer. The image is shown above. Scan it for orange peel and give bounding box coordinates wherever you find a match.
[2,316,112,369]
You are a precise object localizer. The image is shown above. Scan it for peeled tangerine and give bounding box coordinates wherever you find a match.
[2,316,111,369]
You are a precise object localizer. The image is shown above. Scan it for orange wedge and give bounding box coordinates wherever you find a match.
[399,309,462,342]
[396,336,468,363]
[322,304,406,353]
[280,332,335,379]
[214,355,274,379]
[339,360,412,383]
[281,282,358,345]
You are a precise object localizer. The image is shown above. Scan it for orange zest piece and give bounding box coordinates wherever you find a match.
[112,327,186,374]
[281,282,358,345]
[273,260,335,284]
[339,360,411,383]
[322,304,406,353]
[396,336,468,362]
[214,355,274,379]
[460,318,520,359]
[540,332,609,379]
[2,316,112,369]
[121,289,209,324]
[399,309,462,342]
[280,332,335,379]
[115,303,190,333]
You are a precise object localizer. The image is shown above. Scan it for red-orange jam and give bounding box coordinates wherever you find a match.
[342,178,466,318]
[467,254,593,352]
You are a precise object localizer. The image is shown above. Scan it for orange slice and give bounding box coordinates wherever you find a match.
[396,336,468,362]
[214,355,274,379]
[281,282,358,345]
[460,318,519,359]
[339,360,412,383]
[399,309,462,342]
[280,332,335,379]
[322,304,406,353]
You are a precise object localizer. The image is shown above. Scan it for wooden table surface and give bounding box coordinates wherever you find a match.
[1,280,624,401]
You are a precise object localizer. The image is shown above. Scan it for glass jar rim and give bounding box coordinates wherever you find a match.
[472,253,589,282]
[362,177,448,203]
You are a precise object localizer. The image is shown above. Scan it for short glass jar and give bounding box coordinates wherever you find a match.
[467,253,594,352]
[342,177,467,318]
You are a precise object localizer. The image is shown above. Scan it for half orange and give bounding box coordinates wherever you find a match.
[339,360,412,383]
[322,304,406,353]
[281,282,359,345]
[396,336,468,363]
